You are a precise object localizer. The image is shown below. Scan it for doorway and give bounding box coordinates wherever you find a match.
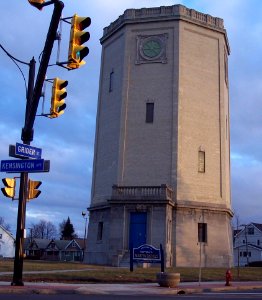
[129,212,147,249]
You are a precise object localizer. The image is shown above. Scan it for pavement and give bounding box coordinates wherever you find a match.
[0,280,262,295]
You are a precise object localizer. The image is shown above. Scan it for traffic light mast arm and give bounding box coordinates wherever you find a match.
[22,0,64,143]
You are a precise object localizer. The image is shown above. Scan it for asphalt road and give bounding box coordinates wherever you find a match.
[1,292,262,300]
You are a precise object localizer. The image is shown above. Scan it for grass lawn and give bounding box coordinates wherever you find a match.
[0,259,261,283]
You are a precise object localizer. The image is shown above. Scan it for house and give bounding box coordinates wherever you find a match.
[59,239,84,262]
[24,238,50,260]
[43,239,68,261]
[0,225,15,258]
[24,238,85,262]
[233,223,262,266]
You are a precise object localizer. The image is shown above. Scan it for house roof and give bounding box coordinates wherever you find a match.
[24,238,86,251]
[234,222,262,237]
[28,239,50,249]
[54,239,70,250]
[234,243,262,251]
[233,229,241,236]
[74,238,85,249]
[252,223,262,232]
[65,238,85,250]
[0,225,15,241]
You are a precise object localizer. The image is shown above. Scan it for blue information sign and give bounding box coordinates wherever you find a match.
[1,159,45,173]
[133,244,161,262]
[130,244,164,272]
[15,143,42,159]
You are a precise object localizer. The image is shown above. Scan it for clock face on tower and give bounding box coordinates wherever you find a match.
[136,34,167,64]
[142,39,162,58]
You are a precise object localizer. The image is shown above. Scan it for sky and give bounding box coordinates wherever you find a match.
[0,0,262,238]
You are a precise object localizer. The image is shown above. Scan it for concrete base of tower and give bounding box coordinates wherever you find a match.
[85,199,233,268]
[174,204,233,268]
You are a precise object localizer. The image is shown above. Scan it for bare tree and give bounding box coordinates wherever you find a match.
[30,219,57,239]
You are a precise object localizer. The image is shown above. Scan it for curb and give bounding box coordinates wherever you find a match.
[1,282,262,295]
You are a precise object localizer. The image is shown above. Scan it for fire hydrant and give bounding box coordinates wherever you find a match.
[225,269,232,286]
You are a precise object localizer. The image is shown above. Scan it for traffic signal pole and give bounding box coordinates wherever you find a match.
[11,1,64,286]
[12,58,35,287]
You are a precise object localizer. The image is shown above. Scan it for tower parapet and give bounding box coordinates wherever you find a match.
[102,4,225,41]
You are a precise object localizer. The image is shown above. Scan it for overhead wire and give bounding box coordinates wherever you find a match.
[0,43,29,98]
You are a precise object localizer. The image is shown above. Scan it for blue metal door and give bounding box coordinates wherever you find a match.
[129,212,147,249]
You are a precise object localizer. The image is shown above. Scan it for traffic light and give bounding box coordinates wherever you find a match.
[28,0,44,10]
[1,178,16,198]
[49,78,68,118]
[67,14,91,69]
[28,179,42,200]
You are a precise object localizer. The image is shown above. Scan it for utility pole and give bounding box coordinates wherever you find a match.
[11,57,35,286]
[82,211,88,261]
[11,0,64,286]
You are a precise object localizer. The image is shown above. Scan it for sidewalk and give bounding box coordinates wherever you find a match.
[0,281,262,295]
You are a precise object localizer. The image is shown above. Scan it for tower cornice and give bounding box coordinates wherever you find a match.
[101,4,229,53]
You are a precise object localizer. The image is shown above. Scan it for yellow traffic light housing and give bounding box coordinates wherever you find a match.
[49,78,68,118]
[28,179,42,200]
[28,0,44,10]
[1,178,16,198]
[67,14,91,69]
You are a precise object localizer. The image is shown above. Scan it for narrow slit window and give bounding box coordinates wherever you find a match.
[198,223,207,243]
[146,103,154,123]
[109,70,114,92]
[97,222,103,241]
[198,150,205,173]
[224,50,228,86]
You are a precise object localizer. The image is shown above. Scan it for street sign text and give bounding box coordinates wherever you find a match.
[0,159,50,173]
[15,143,42,159]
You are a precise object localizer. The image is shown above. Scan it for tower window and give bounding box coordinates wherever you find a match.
[224,50,228,86]
[97,222,103,241]
[109,70,114,92]
[146,102,154,123]
[198,222,207,243]
[198,151,205,173]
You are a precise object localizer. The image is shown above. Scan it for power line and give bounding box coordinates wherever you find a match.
[0,43,29,98]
